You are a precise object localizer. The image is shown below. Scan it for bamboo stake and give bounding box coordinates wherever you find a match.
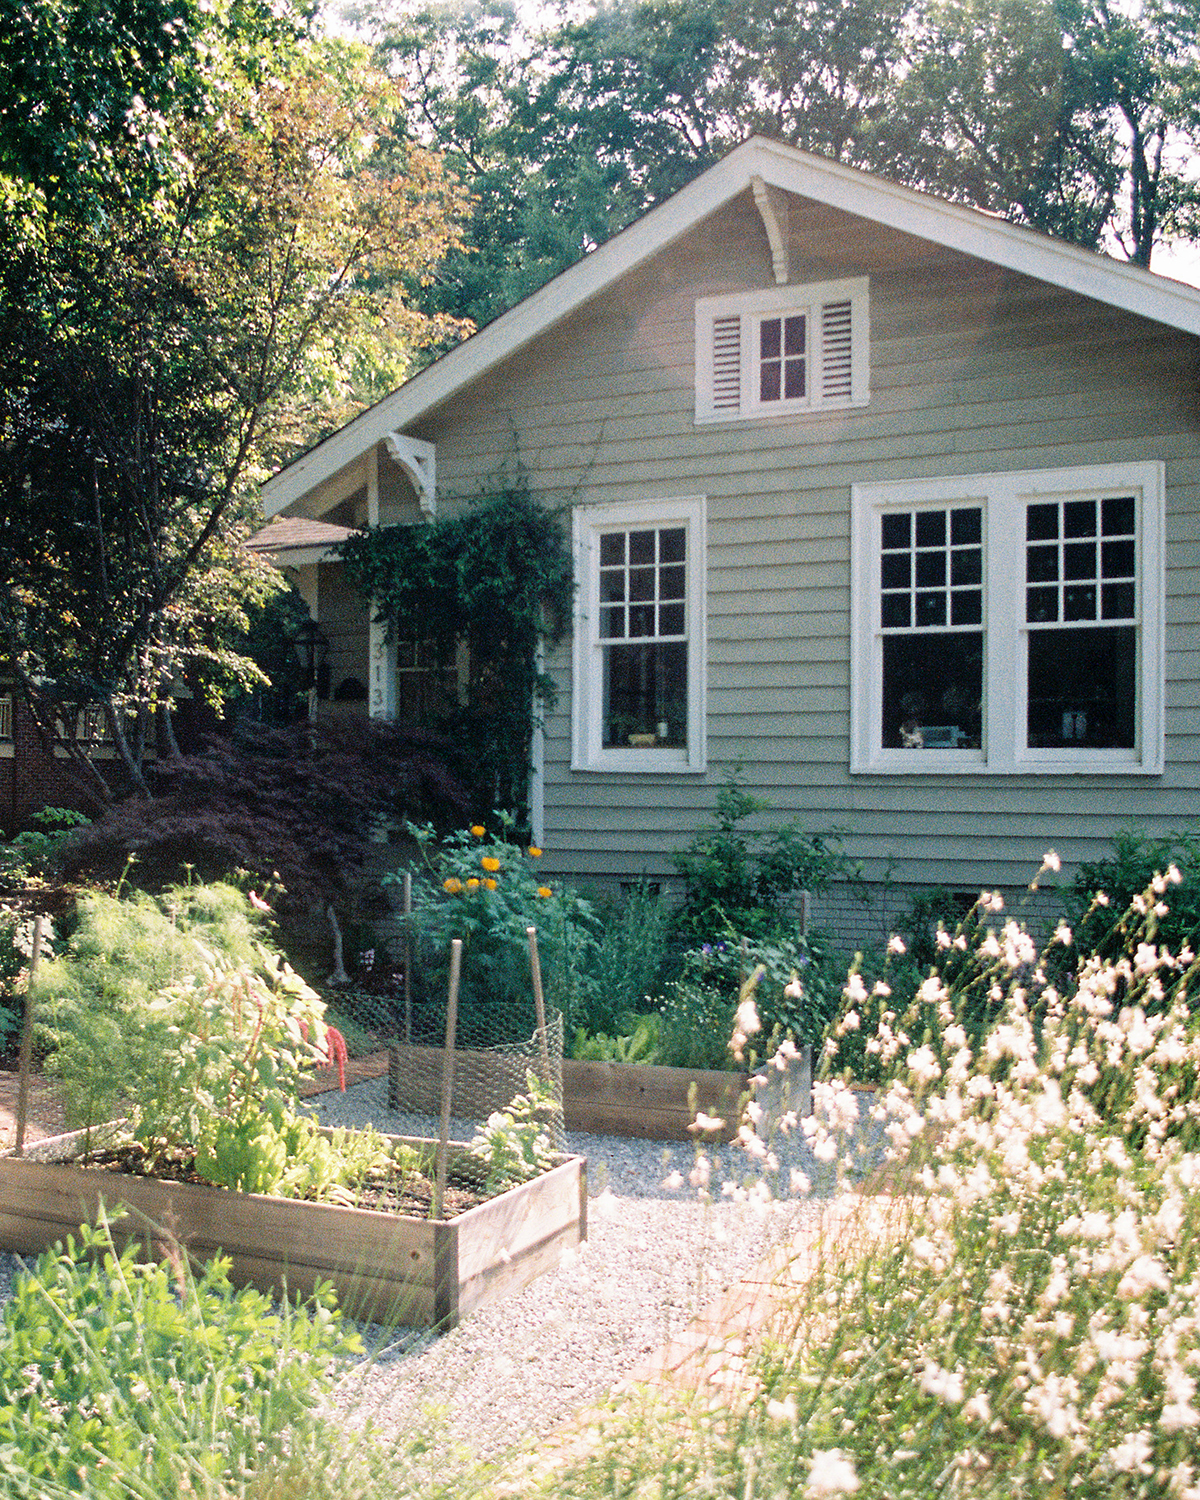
[403,870,413,1046]
[433,938,462,1220]
[526,926,552,1086]
[14,915,45,1157]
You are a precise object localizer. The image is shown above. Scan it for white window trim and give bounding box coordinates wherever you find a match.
[850,461,1165,776]
[572,495,707,773]
[695,277,869,424]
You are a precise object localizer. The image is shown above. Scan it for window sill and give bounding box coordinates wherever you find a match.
[852,753,1162,776]
[571,748,706,774]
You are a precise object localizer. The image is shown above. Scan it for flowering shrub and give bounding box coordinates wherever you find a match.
[542,858,1200,1499]
[395,818,599,1045]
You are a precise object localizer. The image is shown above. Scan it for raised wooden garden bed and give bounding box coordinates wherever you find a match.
[389,1045,750,1142]
[0,1130,586,1329]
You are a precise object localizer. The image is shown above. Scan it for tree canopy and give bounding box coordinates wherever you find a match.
[0,1,469,805]
[361,0,1200,333]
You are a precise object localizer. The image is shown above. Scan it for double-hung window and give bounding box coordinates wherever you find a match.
[695,278,869,423]
[850,462,1164,774]
[572,496,706,772]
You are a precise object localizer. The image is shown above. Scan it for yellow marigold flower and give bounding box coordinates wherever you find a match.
[481,855,501,872]
[466,877,481,888]
[471,824,486,838]
[484,877,498,890]
[528,845,543,858]
[443,877,463,894]
[536,885,552,898]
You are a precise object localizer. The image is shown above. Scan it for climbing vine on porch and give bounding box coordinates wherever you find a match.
[338,486,574,827]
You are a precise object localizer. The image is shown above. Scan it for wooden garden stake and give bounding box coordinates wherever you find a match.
[14,915,45,1157]
[403,870,413,1046]
[433,938,462,1220]
[526,926,552,1086]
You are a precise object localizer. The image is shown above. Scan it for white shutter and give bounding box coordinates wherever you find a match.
[820,300,853,402]
[710,314,742,412]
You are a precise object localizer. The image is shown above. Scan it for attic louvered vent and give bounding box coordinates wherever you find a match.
[695,277,868,423]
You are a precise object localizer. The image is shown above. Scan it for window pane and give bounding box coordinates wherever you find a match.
[783,315,806,354]
[760,318,781,360]
[629,530,655,565]
[1027,545,1059,584]
[881,593,911,628]
[882,513,910,549]
[628,566,655,601]
[1064,499,1097,538]
[783,359,806,399]
[915,511,945,547]
[916,591,946,627]
[915,551,946,587]
[951,508,982,545]
[1027,503,1058,542]
[600,604,625,639]
[760,362,781,402]
[1063,583,1097,620]
[1102,495,1135,535]
[1063,541,1096,580]
[950,588,982,626]
[1027,626,1136,749]
[1027,586,1058,623]
[1101,581,1136,620]
[882,632,983,749]
[600,533,625,566]
[600,572,625,603]
[629,603,655,637]
[659,564,686,600]
[603,641,688,747]
[881,553,910,589]
[1101,539,1135,578]
[660,528,686,563]
[659,602,685,635]
[950,549,981,586]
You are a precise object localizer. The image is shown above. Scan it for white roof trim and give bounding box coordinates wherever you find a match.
[263,135,1200,518]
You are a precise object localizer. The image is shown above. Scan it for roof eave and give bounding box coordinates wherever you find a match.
[262,136,1200,519]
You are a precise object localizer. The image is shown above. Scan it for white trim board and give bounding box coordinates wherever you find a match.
[263,136,1200,519]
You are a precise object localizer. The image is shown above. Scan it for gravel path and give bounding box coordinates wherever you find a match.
[0,1075,866,1473]
[311,1075,823,1464]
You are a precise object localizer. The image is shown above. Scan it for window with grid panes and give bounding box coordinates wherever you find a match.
[850,463,1163,774]
[598,525,688,749]
[572,495,706,772]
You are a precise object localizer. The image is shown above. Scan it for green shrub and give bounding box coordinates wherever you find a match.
[671,769,863,943]
[575,880,674,1037]
[1067,826,1200,983]
[655,978,738,1072]
[569,1013,662,1064]
[676,932,843,1049]
[0,806,90,884]
[31,882,282,1130]
[0,1214,359,1498]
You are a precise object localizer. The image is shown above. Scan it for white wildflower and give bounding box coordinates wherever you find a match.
[806,1448,861,1496]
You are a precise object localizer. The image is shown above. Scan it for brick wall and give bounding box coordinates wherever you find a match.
[0,696,105,835]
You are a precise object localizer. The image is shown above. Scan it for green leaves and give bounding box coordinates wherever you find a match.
[0,1213,356,1496]
[340,487,574,824]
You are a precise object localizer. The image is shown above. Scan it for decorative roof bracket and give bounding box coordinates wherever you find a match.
[384,433,437,519]
[751,175,792,285]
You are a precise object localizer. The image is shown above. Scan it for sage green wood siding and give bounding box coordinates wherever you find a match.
[405,189,1200,893]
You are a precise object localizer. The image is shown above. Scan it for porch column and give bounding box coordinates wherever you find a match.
[367,445,396,721]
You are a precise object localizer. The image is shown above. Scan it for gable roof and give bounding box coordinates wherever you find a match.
[246,516,353,564]
[263,135,1200,518]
